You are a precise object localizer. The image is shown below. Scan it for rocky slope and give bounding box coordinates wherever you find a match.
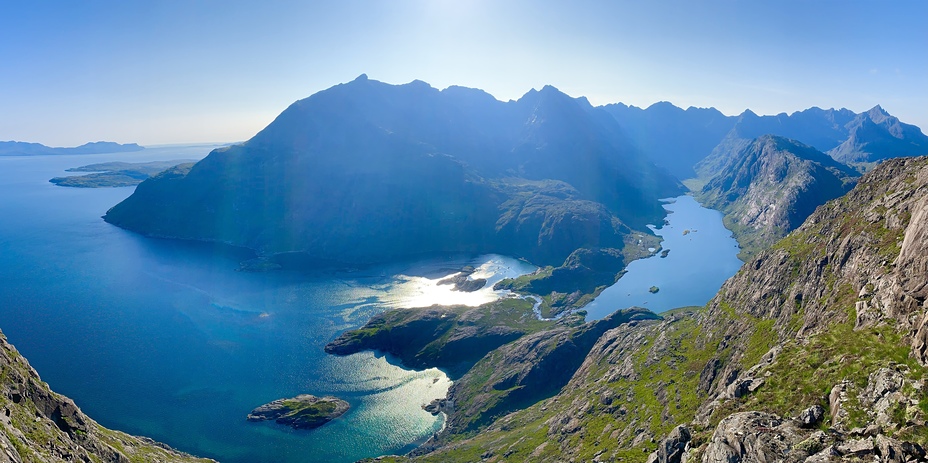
[365,156,928,462]
[0,330,213,463]
[696,135,860,259]
[104,76,682,269]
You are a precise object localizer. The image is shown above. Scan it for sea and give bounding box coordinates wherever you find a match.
[0,145,741,462]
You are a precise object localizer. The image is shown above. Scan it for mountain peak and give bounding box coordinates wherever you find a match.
[865,104,891,124]
[354,73,369,82]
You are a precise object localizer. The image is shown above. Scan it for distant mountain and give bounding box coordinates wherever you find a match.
[105,76,682,268]
[828,105,928,164]
[696,135,859,258]
[601,102,736,179]
[697,106,928,179]
[0,140,144,156]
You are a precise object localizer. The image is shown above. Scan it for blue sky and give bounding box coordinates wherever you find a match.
[1,0,926,146]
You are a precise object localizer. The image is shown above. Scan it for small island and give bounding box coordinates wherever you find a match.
[649,286,660,293]
[660,249,670,258]
[246,394,349,430]
[50,160,195,188]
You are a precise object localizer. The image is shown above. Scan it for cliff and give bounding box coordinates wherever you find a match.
[0,330,213,463]
[696,135,860,259]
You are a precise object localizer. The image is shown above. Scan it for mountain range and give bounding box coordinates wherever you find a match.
[7,76,928,462]
[104,75,683,273]
[0,141,144,156]
[104,76,928,279]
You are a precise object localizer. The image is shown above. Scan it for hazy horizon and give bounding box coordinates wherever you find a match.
[3,0,926,146]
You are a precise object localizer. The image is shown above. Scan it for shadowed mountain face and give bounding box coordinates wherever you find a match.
[602,102,736,180]
[104,76,682,267]
[696,135,860,259]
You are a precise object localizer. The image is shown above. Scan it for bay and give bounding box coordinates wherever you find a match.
[0,146,534,463]
[584,195,743,319]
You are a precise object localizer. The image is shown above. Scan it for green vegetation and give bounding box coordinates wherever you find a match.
[415,310,726,463]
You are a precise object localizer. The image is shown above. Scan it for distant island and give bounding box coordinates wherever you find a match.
[0,140,144,156]
[246,395,349,430]
[51,160,195,188]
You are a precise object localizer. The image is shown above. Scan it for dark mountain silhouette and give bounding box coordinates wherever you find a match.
[104,76,682,267]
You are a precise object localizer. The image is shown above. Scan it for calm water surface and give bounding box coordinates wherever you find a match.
[0,146,535,463]
[0,148,741,462]
[584,195,743,319]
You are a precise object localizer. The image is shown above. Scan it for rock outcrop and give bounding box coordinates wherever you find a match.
[0,331,213,463]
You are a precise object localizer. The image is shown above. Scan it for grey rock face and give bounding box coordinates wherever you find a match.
[646,425,691,463]
[796,405,825,429]
[702,411,805,463]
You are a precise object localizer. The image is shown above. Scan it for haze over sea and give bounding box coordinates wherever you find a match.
[0,145,740,462]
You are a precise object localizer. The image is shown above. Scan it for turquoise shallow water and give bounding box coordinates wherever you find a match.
[0,147,534,463]
[584,195,744,318]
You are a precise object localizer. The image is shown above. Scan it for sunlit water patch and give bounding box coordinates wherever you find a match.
[381,257,536,308]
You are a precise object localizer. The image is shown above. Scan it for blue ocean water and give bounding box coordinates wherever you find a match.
[584,195,744,319]
[0,146,534,463]
[0,148,741,462]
